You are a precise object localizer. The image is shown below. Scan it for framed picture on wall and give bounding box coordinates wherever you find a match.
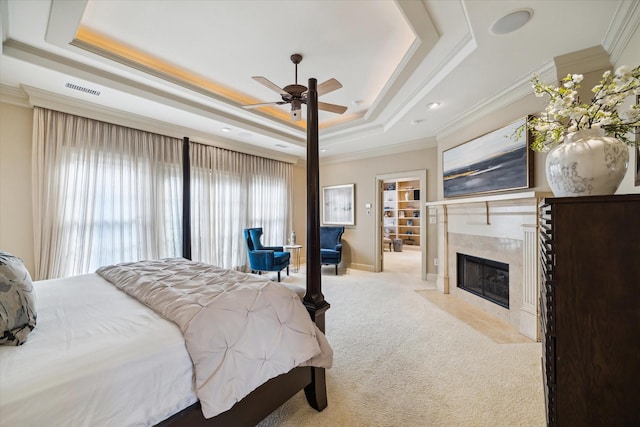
[323,184,355,225]
[442,117,532,198]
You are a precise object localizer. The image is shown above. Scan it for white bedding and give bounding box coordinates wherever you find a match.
[0,274,197,427]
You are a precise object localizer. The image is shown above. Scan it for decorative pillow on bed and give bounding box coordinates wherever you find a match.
[0,251,37,345]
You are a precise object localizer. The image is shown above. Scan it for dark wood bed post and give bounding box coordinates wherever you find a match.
[303,78,329,411]
[158,83,329,427]
[304,78,330,328]
[182,137,192,260]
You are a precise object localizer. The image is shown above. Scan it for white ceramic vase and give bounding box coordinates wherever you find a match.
[545,128,629,197]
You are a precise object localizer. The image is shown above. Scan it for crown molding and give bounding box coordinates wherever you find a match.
[21,84,300,164]
[603,0,640,64]
[365,0,440,123]
[434,60,556,141]
[320,136,436,165]
[46,0,88,47]
[430,0,638,144]
[2,39,306,147]
[0,83,29,107]
[553,45,612,76]
[321,120,385,145]
[384,31,476,131]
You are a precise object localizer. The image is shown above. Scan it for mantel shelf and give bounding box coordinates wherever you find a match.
[426,191,553,207]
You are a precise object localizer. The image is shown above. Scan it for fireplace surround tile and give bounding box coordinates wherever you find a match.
[448,233,523,329]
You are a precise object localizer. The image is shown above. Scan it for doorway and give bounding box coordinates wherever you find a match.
[374,170,427,279]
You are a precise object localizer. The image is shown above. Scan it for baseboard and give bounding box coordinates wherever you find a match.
[347,262,375,272]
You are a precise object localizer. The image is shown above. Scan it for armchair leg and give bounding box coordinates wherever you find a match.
[277,271,281,282]
[335,264,338,275]
[287,266,290,276]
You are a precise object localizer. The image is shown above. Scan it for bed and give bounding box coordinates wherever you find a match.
[0,79,330,426]
[0,260,331,426]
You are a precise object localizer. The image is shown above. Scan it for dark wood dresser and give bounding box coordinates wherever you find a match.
[539,194,640,426]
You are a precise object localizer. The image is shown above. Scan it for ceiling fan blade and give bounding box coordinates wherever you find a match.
[318,101,348,114]
[317,78,343,96]
[243,101,287,109]
[252,76,289,96]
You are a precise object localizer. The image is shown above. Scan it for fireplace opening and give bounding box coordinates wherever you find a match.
[457,253,509,308]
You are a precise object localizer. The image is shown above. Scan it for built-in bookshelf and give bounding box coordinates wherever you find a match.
[383,178,420,247]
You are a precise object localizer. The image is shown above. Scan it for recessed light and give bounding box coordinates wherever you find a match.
[425,102,440,109]
[352,100,362,106]
[221,127,232,132]
[275,143,287,148]
[490,9,533,35]
[410,120,423,126]
[320,149,327,152]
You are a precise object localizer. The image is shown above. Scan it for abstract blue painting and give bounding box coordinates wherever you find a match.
[443,117,531,198]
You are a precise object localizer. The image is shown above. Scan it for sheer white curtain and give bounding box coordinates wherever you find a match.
[32,108,183,280]
[190,143,292,270]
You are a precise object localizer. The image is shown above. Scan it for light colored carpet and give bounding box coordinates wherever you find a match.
[257,265,546,427]
[383,247,422,277]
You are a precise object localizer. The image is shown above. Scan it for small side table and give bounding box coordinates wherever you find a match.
[283,244,303,272]
[383,237,393,252]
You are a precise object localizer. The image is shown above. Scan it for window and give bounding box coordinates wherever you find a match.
[33,108,182,279]
[190,143,292,270]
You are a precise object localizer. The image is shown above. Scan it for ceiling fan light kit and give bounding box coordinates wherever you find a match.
[243,53,347,122]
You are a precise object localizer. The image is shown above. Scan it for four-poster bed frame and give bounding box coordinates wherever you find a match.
[158,78,329,426]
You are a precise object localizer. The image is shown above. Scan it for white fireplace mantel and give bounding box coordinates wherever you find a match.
[426,190,551,341]
[426,190,552,207]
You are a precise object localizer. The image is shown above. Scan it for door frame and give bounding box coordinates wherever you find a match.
[374,169,427,280]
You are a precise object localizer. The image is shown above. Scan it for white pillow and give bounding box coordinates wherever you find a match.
[0,251,37,345]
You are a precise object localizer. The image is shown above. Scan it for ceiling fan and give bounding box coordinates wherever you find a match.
[243,54,348,121]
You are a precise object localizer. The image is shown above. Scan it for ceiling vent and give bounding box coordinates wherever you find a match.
[65,82,101,96]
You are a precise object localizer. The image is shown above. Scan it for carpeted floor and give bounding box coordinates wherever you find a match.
[382,246,422,277]
[257,264,546,427]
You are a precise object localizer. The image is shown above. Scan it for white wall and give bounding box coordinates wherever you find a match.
[319,147,438,274]
[0,102,34,274]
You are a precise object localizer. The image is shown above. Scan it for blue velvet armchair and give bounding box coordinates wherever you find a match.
[243,227,290,282]
[320,226,344,275]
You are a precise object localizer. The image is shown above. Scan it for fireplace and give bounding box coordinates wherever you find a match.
[457,253,509,308]
[429,193,542,340]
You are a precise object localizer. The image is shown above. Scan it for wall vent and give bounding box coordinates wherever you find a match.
[65,82,101,96]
